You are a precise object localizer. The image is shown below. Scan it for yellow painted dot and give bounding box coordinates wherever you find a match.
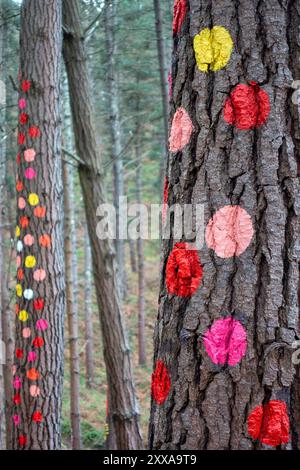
[28,193,39,206]
[15,226,21,238]
[19,310,28,322]
[25,255,36,268]
[193,26,233,72]
[16,284,23,297]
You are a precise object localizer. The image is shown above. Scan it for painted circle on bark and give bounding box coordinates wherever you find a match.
[166,242,203,297]
[151,360,171,405]
[169,107,194,152]
[223,82,270,130]
[248,400,290,447]
[203,317,247,366]
[205,205,254,258]
[193,26,233,72]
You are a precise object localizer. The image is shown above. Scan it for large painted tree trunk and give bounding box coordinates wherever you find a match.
[62,0,143,450]
[12,0,65,450]
[149,0,300,450]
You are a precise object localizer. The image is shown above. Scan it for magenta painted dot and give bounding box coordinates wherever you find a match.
[203,317,247,366]
[13,415,21,426]
[18,98,26,110]
[24,167,36,180]
[36,319,48,331]
[27,351,37,362]
[13,376,22,389]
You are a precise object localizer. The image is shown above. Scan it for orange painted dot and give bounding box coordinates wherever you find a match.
[39,234,51,248]
[34,206,46,218]
[19,216,29,229]
[26,368,39,381]
[17,268,24,281]
[16,181,24,192]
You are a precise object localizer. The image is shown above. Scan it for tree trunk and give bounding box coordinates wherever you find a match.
[62,0,143,450]
[83,225,94,389]
[13,0,65,450]
[153,0,169,172]
[63,160,82,450]
[149,0,300,450]
[135,121,146,367]
[129,239,137,274]
[104,0,126,300]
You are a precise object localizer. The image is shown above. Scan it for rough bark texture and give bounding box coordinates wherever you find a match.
[83,225,94,388]
[104,0,126,300]
[13,0,65,450]
[63,160,82,450]
[62,0,143,450]
[149,0,300,450]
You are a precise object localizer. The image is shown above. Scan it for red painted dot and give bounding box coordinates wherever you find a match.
[21,80,31,93]
[151,360,171,405]
[19,113,29,125]
[248,400,290,447]
[13,393,21,405]
[32,337,44,348]
[18,132,26,145]
[15,349,24,359]
[173,0,187,34]
[34,299,45,311]
[16,152,21,166]
[18,434,27,447]
[224,82,270,130]
[19,216,29,229]
[28,125,41,139]
[166,242,203,297]
[16,180,24,192]
[32,411,43,423]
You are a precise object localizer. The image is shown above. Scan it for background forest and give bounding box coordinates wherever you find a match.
[0,0,172,450]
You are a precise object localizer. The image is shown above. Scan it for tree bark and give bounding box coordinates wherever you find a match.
[83,225,94,389]
[104,0,126,300]
[149,0,300,450]
[62,0,143,450]
[13,0,65,450]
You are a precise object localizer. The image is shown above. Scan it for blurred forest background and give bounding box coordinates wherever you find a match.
[0,0,172,449]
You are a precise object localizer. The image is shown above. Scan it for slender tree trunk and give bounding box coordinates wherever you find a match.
[83,225,94,389]
[62,0,143,450]
[13,0,65,450]
[129,239,137,274]
[149,0,300,450]
[153,0,169,174]
[135,121,146,367]
[104,0,126,300]
[63,161,82,450]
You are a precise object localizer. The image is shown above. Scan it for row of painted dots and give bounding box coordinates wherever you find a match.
[152,3,290,448]
[14,79,49,447]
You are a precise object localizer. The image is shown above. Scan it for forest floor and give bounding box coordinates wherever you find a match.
[62,240,160,450]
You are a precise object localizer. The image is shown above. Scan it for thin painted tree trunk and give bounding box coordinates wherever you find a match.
[62,0,143,450]
[149,0,300,450]
[135,118,146,367]
[83,225,94,389]
[104,0,126,300]
[63,160,82,450]
[13,0,65,450]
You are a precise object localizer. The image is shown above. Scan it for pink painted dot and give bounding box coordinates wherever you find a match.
[24,234,35,246]
[27,351,37,362]
[12,365,17,376]
[22,327,31,339]
[203,317,247,366]
[18,197,26,210]
[13,376,22,389]
[205,205,254,258]
[33,269,46,282]
[24,148,36,163]
[24,167,36,180]
[30,385,40,397]
[16,256,21,268]
[36,319,48,331]
[169,107,194,152]
[18,98,26,110]
[13,415,21,426]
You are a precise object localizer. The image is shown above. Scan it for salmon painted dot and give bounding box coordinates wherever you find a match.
[205,205,254,258]
[193,26,233,72]
[166,242,203,297]
[151,360,171,405]
[169,107,194,152]
[248,400,290,447]
[203,317,247,366]
[224,82,270,130]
